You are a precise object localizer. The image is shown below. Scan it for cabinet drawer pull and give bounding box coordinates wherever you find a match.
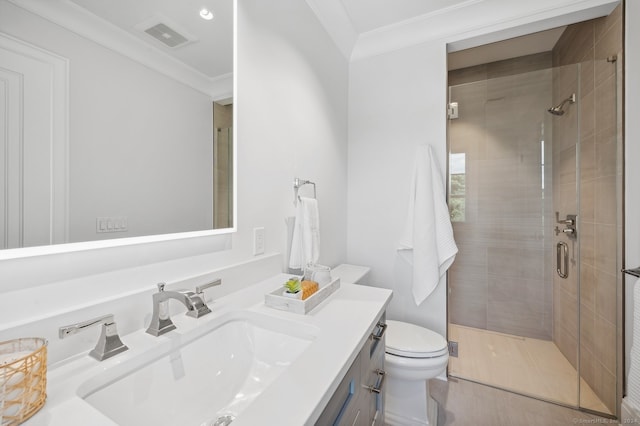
[367,369,386,394]
[371,409,380,426]
[371,322,387,340]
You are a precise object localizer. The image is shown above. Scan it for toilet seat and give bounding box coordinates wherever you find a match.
[385,320,448,358]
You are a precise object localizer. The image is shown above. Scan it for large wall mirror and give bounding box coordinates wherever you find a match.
[0,0,235,254]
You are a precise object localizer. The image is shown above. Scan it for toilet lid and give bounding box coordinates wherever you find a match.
[385,320,448,358]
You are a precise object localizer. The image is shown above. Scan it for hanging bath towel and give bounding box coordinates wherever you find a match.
[288,197,320,270]
[398,145,458,306]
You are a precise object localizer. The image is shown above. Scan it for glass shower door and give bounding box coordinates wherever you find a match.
[446,57,619,416]
[574,57,621,415]
[446,63,582,409]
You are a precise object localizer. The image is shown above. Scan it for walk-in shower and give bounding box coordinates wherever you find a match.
[446,16,622,417]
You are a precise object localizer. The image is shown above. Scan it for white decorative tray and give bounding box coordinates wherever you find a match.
[264,277,341,314]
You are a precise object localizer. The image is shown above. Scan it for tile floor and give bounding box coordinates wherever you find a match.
[448,324,611,414]
[430,378,614,426]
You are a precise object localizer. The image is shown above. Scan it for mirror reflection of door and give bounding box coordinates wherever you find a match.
[213,100,233,229]
[0,35,67,249]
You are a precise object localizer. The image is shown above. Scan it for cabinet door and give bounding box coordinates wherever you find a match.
[316,352,362,426]
[315,312,387,426]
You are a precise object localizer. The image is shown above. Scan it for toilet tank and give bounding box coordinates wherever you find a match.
[331,264,371,284]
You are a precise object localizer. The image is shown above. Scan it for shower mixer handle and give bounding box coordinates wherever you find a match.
[555,212,577,239]
[554,226,576,237]
[555,212,575,226]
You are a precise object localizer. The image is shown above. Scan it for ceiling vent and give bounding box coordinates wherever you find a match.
[135,15,197,49]
[144,23,189,48]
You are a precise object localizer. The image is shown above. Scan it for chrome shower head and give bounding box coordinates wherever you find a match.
[547,106,565,116]
[547,93,576,116]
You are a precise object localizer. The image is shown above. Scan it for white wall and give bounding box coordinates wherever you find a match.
[237,0,349,270]
[0,0,349,363]
[347,43,448,335]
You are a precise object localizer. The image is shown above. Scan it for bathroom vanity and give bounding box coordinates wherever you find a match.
[24,274,392,426]
[317,313,386,425]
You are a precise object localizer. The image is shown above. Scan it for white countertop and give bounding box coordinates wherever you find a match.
[25,273,392,426]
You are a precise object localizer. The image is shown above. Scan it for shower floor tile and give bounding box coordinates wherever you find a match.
[430,377,610,426]
[448,324,611,414]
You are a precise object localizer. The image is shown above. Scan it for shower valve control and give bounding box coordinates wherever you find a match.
[555,212,577,239]
[554,226,575,236]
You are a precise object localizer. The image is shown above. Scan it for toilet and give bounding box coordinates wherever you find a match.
[384,320,448,426]
[331,264,449,426]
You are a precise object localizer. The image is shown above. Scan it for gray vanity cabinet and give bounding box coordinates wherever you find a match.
[363,318,386,426]
[316,313,386,426]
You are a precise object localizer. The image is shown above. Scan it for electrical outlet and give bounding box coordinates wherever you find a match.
[253,227,265,255]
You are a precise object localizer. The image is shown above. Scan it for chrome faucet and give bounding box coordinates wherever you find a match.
[59,314,129,361]
[146,282,212,336]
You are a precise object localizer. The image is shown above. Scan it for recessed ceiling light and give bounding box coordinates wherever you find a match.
[199,8,214,21]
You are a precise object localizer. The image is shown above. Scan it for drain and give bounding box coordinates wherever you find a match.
[213,415,235,426]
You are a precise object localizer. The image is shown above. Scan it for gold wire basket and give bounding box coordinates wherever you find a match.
[0,338,47,425]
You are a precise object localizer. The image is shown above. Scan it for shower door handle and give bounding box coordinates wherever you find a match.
[557,242,569,279]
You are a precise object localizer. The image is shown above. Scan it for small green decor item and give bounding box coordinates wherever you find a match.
[284,277,301,294]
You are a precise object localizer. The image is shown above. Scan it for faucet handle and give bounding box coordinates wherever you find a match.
[195,278,222,300]
[157,282,166,292]
[59,314,129,361]
[187,279,220,318]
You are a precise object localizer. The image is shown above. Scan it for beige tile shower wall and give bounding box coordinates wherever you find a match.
[550,60,580,370]
[448,53,553,340]
[551,5,622,413]
[213,102,233,229]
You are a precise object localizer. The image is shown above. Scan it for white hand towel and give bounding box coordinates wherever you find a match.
[398,145,458,306]
[288,197,320,270]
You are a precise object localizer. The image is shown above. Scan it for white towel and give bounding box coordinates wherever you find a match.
[398,145,458,306]
[627,278,640,411]
[288,197,320,270]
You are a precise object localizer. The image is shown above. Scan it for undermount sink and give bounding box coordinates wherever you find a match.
[78,311,316,426]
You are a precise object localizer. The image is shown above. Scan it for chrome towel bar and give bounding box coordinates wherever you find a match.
[623,267,640,278]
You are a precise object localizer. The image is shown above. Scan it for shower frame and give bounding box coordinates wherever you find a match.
[445,53,623,418]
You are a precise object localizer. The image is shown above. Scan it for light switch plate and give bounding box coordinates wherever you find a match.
[96,216,128,233]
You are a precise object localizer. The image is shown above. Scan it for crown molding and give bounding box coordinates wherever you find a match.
[342,0,619,62]
[445,0,620,53]
[7,0,232,98]
[209,72,234,101]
